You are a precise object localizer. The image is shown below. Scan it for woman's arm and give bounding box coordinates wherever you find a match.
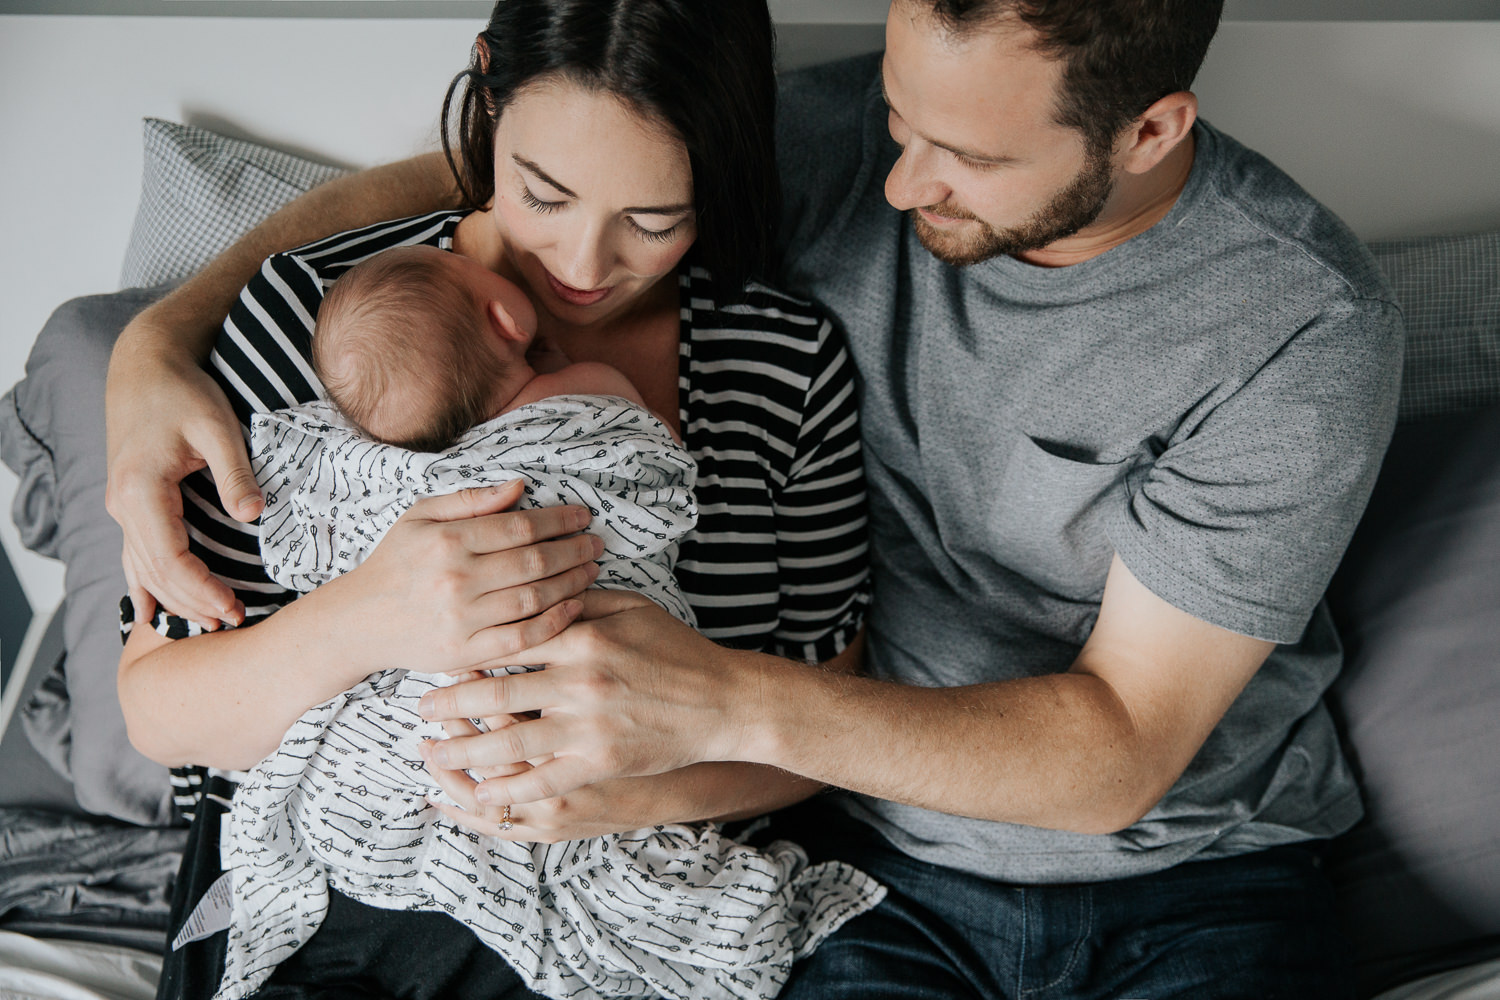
[106,153,460,625]
[118,483,601,770]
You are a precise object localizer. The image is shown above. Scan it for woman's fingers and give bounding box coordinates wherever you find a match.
[426,713,563,772]
[475,757,597,809]
[454,504,599,561]
[192,421,264,523]
[471,558,599,621]
[406,478,526,523]
[464,599,584,670]
[121,519,240,629]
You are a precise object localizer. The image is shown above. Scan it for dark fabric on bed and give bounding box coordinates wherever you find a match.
[158,788,548,1000]
[0,602,80,814]
[0,284,178,826]
[0,806,183,950]
[1325,402,1500,996]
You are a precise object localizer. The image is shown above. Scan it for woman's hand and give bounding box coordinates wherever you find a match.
[416,591,762,806]
[328,483,606,679]
[106,339,263,629]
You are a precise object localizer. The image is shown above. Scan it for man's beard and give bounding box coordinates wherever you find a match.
[910,145,1115,267]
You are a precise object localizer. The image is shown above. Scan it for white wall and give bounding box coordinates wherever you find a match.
[2,13,1499,610]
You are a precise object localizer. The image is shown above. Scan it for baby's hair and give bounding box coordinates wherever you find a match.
[313,246,511,453]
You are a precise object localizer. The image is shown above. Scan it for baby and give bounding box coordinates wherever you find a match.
[218,246,882,1000]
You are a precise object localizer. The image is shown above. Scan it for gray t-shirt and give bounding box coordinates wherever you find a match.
[776,54,1403,883]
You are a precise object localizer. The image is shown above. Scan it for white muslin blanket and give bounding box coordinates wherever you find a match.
[215,396,883,1000]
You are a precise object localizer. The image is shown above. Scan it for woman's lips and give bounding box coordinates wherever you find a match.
[544,268,611,307]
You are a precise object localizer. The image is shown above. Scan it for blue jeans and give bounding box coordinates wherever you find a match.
[772,802,1354,1000]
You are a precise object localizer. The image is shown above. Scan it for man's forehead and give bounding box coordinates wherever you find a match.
[881,6,1074,156]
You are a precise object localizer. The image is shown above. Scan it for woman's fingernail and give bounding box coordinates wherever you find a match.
[590,534,605,557]
[563,600,583,618]
[430,744,450,767]
[475,785,494,805]
[417,694,435,717]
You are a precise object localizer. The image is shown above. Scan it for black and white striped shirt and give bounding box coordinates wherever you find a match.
[162,210,870,818]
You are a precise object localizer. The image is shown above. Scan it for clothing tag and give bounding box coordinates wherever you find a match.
[171,871,234,951]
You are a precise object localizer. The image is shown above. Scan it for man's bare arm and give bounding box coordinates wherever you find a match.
[747,554,1273,834]
[422,555,1273,836]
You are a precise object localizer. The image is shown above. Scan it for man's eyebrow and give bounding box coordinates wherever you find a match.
[513,155,578,198]
[879,75,1020,166]
[513,153,692,215]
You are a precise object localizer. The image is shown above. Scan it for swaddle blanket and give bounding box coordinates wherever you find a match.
[216,396,884,1000]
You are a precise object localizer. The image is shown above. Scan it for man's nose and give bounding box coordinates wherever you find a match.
[884,141,948,213]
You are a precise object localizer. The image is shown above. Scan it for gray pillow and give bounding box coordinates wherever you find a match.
[1368,232,1500,424]
[0,287,176,825]
[120,118,347,289]
[1325,402,1500,996]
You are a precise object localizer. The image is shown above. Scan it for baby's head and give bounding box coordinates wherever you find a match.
[312,245,537,452]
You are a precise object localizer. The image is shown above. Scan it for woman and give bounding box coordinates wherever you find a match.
[112,1,868,996]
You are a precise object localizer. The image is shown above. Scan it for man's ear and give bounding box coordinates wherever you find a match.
[1118,91,1198,176]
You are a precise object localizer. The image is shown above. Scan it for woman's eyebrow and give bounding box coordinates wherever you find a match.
[513,155,577,198]
[513,153,691,215]
[623,200,694,216]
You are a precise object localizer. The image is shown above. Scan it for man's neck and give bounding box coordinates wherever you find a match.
[1016,132,1197,269]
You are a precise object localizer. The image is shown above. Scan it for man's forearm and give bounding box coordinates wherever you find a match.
[740,662,1152,836]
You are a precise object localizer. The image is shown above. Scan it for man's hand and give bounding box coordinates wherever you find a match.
[416,591,755,806]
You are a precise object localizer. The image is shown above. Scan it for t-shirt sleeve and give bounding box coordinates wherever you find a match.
[769,315,871,663]
[1106,295,1403,643]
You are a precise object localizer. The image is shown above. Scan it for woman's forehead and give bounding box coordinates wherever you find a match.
[498,78,693,202]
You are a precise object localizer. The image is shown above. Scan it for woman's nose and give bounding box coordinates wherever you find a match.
[884,141,948,214]
[557,229,611,290]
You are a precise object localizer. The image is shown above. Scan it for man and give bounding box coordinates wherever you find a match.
[738,1,1400,994]
[110,0,1401,994]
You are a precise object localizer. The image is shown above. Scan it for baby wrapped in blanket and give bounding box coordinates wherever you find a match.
[217,247,882,1000]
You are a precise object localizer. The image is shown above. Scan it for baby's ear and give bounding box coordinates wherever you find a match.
[486,292,538,345]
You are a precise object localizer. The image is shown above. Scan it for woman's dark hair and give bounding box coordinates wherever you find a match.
[442,0,780,293]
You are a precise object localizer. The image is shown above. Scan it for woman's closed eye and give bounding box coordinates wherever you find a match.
[519,185,564,214]
[627,216,683,245]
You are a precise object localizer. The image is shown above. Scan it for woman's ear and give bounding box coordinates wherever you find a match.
[475,34,491,74]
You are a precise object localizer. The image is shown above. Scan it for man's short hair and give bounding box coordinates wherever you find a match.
[917,0,1224,155]
[313,246,511,453]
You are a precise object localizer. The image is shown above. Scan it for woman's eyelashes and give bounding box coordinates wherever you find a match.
[627,217,682,244]
[518,185,563,214]
[518,182,685,245]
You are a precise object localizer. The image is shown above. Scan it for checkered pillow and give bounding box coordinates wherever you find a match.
[1368,232,1500,424]
[120,118,348,289]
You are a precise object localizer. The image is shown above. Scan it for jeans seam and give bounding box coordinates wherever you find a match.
[1021,887,1093,997]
